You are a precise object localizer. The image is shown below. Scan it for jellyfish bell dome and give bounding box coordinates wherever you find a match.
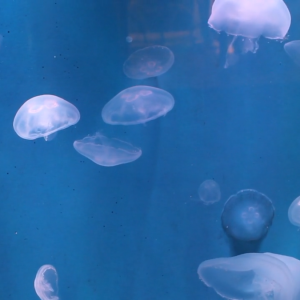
[197,252,300,300]
[197,179,221,205]
[208,0,291,40]
[73,132,142,167]
[123,45,174,80]
[284,40,300,66]
[13,95,80,140]
[288,196,300,227]
[221,189,275,241]
[101,86,174,125]
[34,264,59,300]
[208,0,291,67]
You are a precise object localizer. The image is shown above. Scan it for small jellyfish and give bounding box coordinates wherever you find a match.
[221,189,275,241]
[13,95,80,140]
[208,0,291,67]
[197,179,221,205]
[73,132,142,167]
[123,45,174,79]
[198,252,300,300]
[284,41,300,66]
[102,86,174,125]
[34,264,59,300]
[288,196,300,227]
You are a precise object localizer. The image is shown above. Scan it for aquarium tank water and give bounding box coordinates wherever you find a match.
[0,0,300,299]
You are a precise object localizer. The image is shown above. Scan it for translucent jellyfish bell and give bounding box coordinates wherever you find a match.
[221,189,275,241]
[197,179,221,205]
[288,196,300,227]
[198,252,300,300]
[123,45,174,79]
[208,0,291,67]
[34,264,59,300]
[284,41,300,66]
[73,132,142,167]
[13,95,80,140]
[102,86,174,125]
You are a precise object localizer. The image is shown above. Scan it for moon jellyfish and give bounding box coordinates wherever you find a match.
[13,95,80,140]
[208,0,291,67]
[34,264,59,300]
[197,179,221,205]
[123,45,174,79]
[198,252,300,300]
[288,196,300,227]
[284,41,300,66]
[73,132,142,167]
[221,189,275,241]
[102,86,174,125]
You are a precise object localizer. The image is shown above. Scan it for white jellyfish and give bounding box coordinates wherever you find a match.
[73,132,142,167]
[284,41,300,66]
[123,45,174,79]
[197,179,221,205]
[13,95,80,140]
[288,196,300,227]
[208,0,291,67]
[102,86,174,125]
[198,252,300,300]
[34,264,59,300]
[221,189,275,241]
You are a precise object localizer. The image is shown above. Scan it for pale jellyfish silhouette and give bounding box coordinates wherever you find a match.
[208,0,291,67]
[284,41,300,66]
[288,196,300,227]
[102,86,174,125]
[13,95,80,140]
[123,45,174,79]
[34,264,59,300]
[73,132,142,167]
[197,179,221,205]
[198,252,300,300]
[221,189,275,241]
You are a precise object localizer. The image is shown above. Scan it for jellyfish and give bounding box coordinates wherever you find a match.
[13,95,80,140]
[123,45,174,79]
[208,0,291,67]
[197,252,300,300]
[288,196,300,227]
[34,264,59,300]
[221,189,275,241]
[101,86,174,125]
[197,179,221,205]
[73,132,142,167]
[284,41,300,66]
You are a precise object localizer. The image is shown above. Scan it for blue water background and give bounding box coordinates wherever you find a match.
[0,0,299,299]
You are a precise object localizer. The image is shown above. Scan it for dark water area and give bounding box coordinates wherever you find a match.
[0,0,299,299]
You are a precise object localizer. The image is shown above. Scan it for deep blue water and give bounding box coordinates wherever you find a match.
[0,0,299,299]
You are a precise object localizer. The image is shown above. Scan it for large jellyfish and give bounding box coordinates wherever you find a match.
[101,86,174,125]
[13,95,80,140]
[221,189,275,241]
[73,132,142,167]
[288,196,300,227]
[123,45,174,79]
[197,179,221,205]
[197,252,300,300]
[208,0,291,67]
[34,264,59,300]
[284,41,300,66]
